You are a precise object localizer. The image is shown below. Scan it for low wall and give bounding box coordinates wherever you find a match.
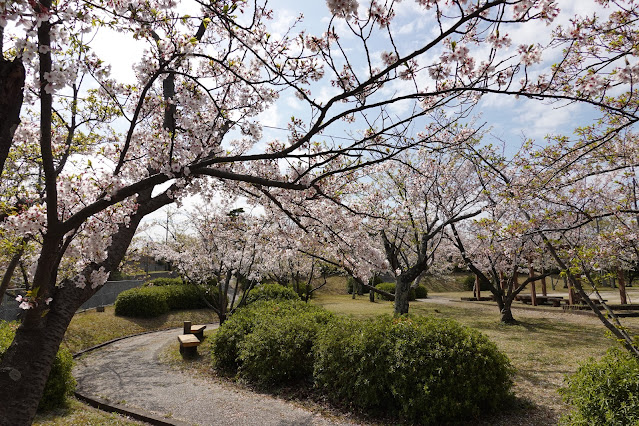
[0,280,143,321]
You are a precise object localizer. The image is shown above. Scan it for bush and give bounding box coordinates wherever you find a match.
[114,286,170,317]
[237,304,334,385]
[414,284,428,298]
[162,284,210,310]
[374,282,416,301]
[210,299,332,383]
[559,347,639,425]
[0,321,76,412]
[313,315,513,424]
[115,283,219,317]
[143,277,183,287]
[243,283,299,305]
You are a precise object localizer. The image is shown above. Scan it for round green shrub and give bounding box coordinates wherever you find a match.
[243,283,299,305]
[237,304,333,385]
[462,274,491,291]
[39,346,75,412]
[210,299,331,378]
[374,282,416,301]
[114,287,170,317]
[0,321,76,412]
[143,277,183,287]
[313,315,513,424]
[559,347,639,425]
[414,284,428,298]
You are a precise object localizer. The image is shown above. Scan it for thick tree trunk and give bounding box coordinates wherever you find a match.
[394,277,411,314]
[500,304,516,324]
[0,280,92,425]
[0,58,25,178]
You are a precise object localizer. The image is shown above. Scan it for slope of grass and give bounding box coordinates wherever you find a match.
[63,306,219,354]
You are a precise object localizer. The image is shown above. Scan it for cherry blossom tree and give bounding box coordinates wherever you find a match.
[151,202,276,323]
[361,141,485,314]
[3,0,638,421]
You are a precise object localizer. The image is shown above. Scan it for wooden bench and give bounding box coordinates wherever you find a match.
[183,321,206,340]
[178,334,201,357]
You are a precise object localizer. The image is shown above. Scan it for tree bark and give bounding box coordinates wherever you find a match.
[394,277,411,314]
[0,58,25,179]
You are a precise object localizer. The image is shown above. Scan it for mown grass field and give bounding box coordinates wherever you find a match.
[35,275,639,425]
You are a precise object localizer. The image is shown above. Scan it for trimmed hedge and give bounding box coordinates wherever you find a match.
[0,321,76,412]
[114,286,170,317]
[374,282,416,301]
[313,315,513,424]
[559,347,639,425]
[210,299,332,384]
[115,284,215,317]
[143,277,183,287]
[243,283,299,305]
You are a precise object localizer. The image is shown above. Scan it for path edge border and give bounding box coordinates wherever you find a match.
[72,327,194,426]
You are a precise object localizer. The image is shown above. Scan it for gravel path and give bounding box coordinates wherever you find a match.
[73,327,355,426]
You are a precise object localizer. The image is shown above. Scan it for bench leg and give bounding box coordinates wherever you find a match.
[180,345,198,358]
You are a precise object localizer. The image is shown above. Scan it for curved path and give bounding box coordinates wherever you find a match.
[73,327,357,426]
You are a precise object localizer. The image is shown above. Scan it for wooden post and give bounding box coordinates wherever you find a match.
[475,275,481,300]
[183,320,192,335]
[617,267,628,305]
[528,261,537,306]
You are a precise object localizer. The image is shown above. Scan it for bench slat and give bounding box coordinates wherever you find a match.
[178,334,201,347]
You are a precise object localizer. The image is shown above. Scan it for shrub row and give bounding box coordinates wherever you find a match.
[0,321,76,412]
[210,301,513,424]
[115,284,220,317]
[560,347,639,425]
[374,282,428,301]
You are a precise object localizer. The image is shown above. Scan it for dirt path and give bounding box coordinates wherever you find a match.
[73,327,357,426]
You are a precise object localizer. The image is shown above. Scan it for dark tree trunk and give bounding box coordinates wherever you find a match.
[0,58,25,179]
[500,305,516,324]
[394,277,411,314]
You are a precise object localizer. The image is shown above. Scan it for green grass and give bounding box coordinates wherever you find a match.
[63,305,219,354]
[38,275,639,425]
[33,398,146,426]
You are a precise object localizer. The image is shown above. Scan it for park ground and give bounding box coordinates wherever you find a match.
[33,274,639,425]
